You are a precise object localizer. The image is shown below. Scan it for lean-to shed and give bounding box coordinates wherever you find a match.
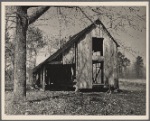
[33,19,119,91]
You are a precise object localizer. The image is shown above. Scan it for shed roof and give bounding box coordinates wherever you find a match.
[33,19,119,73]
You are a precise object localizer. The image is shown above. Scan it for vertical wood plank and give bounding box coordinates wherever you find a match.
[76,33,92,89]
[103,31,118,88]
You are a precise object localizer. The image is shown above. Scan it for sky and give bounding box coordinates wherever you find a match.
[28,6,147,65]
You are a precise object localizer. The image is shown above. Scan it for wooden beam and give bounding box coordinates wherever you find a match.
[40,68,43,88]
[32,72,36,86]
[42,66,46,91]
[28,7,50,25]
[48,61,62,64]
[101,62,104,84]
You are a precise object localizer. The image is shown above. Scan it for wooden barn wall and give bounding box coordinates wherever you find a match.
[60,24,118,89]
[103,31,118,87]
[62,45,75,64]
[91,24,118,86]
[92,25,103,84]
[92,24,102,38]
[76,32,93,89]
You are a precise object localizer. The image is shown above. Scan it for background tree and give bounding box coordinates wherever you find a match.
[5,32,14,82]
[122,57,131,77]
[26,26,46,86]
[134,56,144,78]
[117,51,130,78]
[5,17,47,89]
[5,11,15,83]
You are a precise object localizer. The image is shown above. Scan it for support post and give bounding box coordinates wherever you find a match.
[42,66,46,91]
[40,69,43,88]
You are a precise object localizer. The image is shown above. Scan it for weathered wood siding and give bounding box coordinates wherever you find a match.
[91,25,118,86]
[62,46,75,64]
[91,25,104,84]
[103,31,118,87]
[60,24,118,89]
[76,33,93,89]
[92,25,102,38]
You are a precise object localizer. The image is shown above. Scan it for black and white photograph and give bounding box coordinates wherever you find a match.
[1,1,149,120]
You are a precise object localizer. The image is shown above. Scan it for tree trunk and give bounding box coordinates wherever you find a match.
[13,7,28,100]
[12,6,50,100]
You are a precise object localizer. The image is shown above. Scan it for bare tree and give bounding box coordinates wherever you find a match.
[117,52,130,78]
[134,56,144,78]
[26,26,46,86]
[12,6,50,100]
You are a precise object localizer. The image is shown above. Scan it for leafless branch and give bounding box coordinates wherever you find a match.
[77,7,94,24]
[28,6,50,25]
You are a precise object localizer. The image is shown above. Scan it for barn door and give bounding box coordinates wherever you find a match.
[93,63,102,84]
[92,37,104,84]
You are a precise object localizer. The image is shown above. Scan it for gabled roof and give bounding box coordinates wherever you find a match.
[33,19,119,73]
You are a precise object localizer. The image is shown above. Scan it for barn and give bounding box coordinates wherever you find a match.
[32,19,120,91]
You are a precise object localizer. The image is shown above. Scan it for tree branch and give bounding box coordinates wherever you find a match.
[77,7,94,24]
[28,6,50,25]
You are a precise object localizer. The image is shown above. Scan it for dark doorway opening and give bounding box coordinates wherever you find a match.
[45,64,75,90]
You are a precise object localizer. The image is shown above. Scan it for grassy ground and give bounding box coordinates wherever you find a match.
[5,78,146,115]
